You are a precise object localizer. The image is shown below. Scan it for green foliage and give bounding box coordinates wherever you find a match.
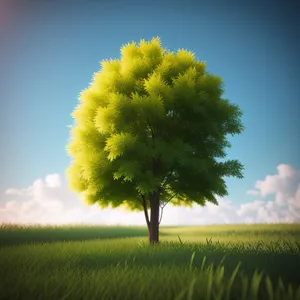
[1,224,300,300]
[66,37,244,211]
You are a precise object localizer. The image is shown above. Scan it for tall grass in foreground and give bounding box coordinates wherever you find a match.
[0,223,300,300]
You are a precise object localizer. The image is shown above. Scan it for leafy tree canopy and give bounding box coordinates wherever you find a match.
[66,37,244,213]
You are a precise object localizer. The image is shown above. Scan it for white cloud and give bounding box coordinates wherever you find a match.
[252,164,300,200]
[5,188,27,196]
[243,164,300,223]
[0,164,300,226]
[246,190,259,196]
[45,174,61,188]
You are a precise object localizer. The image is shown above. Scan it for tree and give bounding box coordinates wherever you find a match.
[66,37,244,245]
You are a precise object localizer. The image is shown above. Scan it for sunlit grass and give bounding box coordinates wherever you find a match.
[0,223,300,299]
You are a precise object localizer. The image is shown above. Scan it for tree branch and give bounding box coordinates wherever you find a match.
[160,192,178,209]
[141,194,150,229]
[146,118,155,142]
[135,194,150,229]
[145,118,160,178]
[160,169,175,191]
[135,194,144,206]
[158,192,178,225]
[159,206,163,225]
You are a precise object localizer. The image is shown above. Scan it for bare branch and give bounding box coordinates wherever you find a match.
[160,192,178,209]
[158,191,179,225]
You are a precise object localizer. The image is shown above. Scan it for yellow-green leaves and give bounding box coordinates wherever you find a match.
[131,92,165,122]
[66,36,244,214]
[72,102,97,127]
[176,49,196,65]
[94,92,139,135]
[66,162,88,192]
[139,37,163,57]
[100,59,121,74]
[104,132,137,161]
[94,92,130,134]
[120,37,163,79]
[120,41,142,60]
[139,37,164,66]
[172,67,198,99]
[113,161,142,182]
[198,74,223,99]
[135,171,160,194]
[143,73,168,97]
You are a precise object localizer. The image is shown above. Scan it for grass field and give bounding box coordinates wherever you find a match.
[0,223,300,300]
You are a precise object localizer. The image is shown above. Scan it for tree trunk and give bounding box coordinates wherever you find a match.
[148,191,160,245]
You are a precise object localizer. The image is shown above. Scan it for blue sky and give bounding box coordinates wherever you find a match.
[1,0,299,225]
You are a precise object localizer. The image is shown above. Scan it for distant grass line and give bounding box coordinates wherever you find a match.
[0,224,300,299]
[1,223,299,246]
[0,224,150,246]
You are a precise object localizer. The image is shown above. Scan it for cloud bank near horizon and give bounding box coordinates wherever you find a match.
[1,164,299,226]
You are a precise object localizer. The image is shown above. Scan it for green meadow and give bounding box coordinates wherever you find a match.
[0,223,300,300]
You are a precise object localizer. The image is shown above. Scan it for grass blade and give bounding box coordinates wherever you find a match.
[178,235,183,245]
[200,256,207,271]
[189,251,196,271]
[205,264,214,300]
[250,270,263,299]
[265,276,273,300]
[187,277,197,300]
[226,261,241,300]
